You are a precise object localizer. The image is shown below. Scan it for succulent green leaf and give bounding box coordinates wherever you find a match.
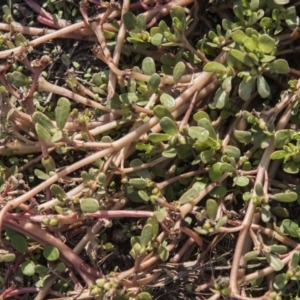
[257,75,271,98]
[270,206,289,218]
[215,216,227,229]
[220,163,236,173]
[147,73,161,92]
[209,186,227,198]
[80,198,100,213]
[6,71,32,87]
[148,133,170,142]
[0,253,16,263]
[231,30,248,44]
[193,111,211,122]
[269,245,287,254]
[33,112,55,131]
[223,145,241,159]
[173,61,185,83]
[206,199,218,220]
[188,127,209,142]
[233,5,244,21]
[239,77,255,101]
[203,62,227,73]
[140,224,153,247]
[21,260,35,276]
[234,176,249,187]
[291,252,300,268]
[274,129,294,148]
[258,34,275,54]
[154,208,167,222]
[160,93,175,110]
[123,12,137,30]
[151,33,164,46]
[283,160,300,174]
[129,178,148,189]
[136,14,146,30]
[179,188,198,204]
[147,218,159,238]
[162,147,177,157]
[274,273,288,290]
[10,234,28,252]
[15,33,28,47]
[160,117,178,135]
[50,184,67,201]
[268,59,289,74]
[120,93,139,104]
[170,6,186,26]
[35,123,52,142]
[43,246,60,261]
[244,250,260,262]
[158,245,169,261]
[271,191,298,202]
[55,97,71,130]
[213,87,229,109]
[230,49,254,67]
[209,162,223,181]
[200,150,214,164]
[255,183,264,197]
[265,252,284,271]
[270,150,288,160]
[234,130,252,144]
[142,57,156,75]
[34,169,50,180]
[197,118,217,140]
[281,219,299,237]
[153,105,174,119]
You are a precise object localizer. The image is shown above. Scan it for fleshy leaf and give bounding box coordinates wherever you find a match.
[234,176,249,187]
[160,93,175,110]
[160,117,178,135]
[268,59,289,74]
[43,246,60,261]
[203,61,227,73]
[173,61,185,83]
[142,57,156,75]
[140,224,152,247]
[21,260,35,276]
[206,199,218,220]
[271,191,298,202]
[33,112,55,131]
[239,77,255,101]
[147,73,161,92]
[257,75,271,98]
[274,129,294,148]
[80,198,100,213]
[188,127,209,142]
[258,34,275,54]
[55,97,71,130]
[148,133,170,142]
[179,188,198,204]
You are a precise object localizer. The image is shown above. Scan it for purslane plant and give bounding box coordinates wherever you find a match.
[0,0,300,299]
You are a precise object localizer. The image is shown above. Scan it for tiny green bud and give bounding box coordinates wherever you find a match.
[221,287,230,296]
[151,188,159,195]
[103,282,111,291]
[49,218,59,227]
[96,278,106,288]
[286,270,294,279]
[202,222,211,231]
[90,286,101,296]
